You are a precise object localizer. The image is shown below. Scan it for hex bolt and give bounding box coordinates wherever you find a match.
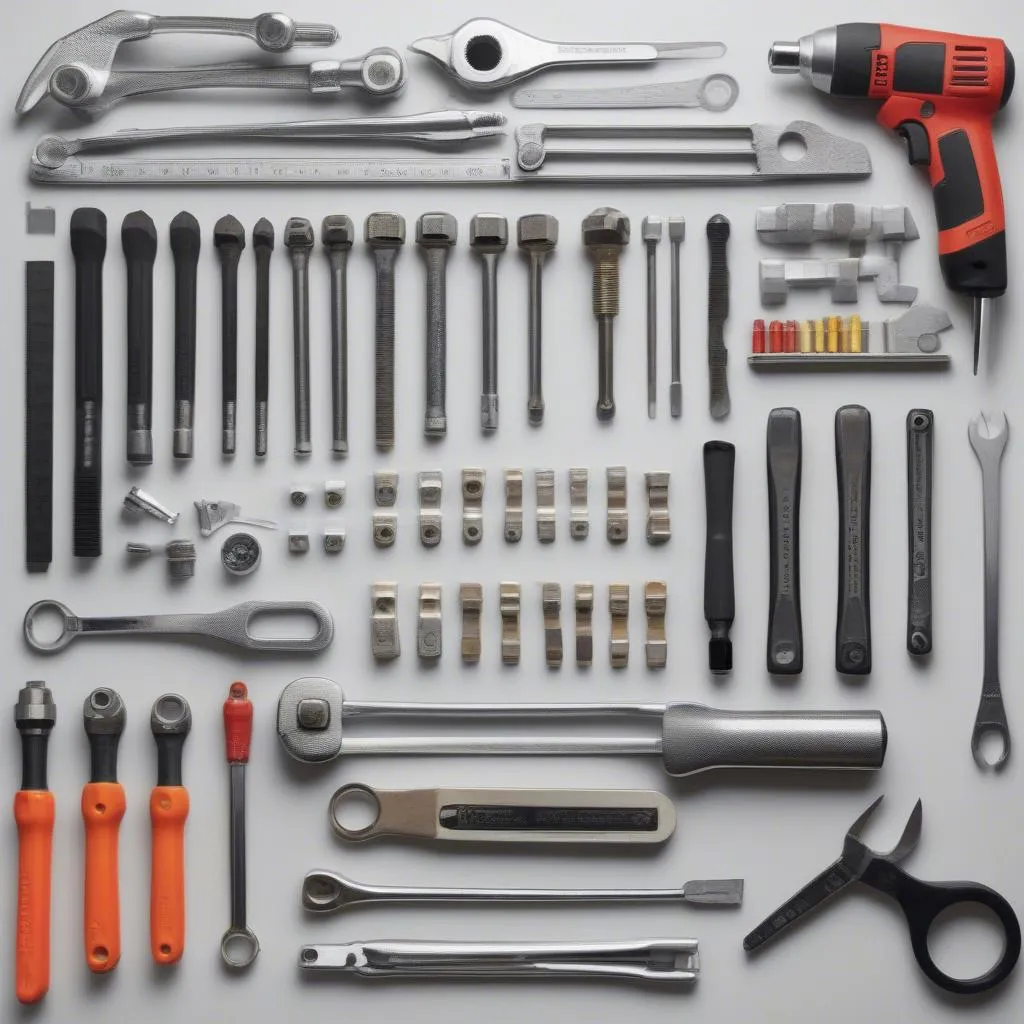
[470,214,508,433]
[583,208,630,421]
[365,213,406,452]
[213,216,245,456]
[321,216,353,458]
[285,218,314,457]
[642,216,662,420]
[517,214,558,426]
[253,218,275,458]
[416,212,458,439]
[668,217,685,418]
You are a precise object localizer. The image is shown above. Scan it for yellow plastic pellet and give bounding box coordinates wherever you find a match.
[827,316,840,353]
[814,320,826,353]
[849,314,863,353]
[799,321,812,353]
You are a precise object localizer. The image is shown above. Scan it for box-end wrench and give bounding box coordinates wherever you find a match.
[121,211,156,466]
[968,411,1010,770]
[170,212,200,460]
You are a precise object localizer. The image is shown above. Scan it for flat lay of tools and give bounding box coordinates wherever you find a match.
[11,6,1022,1017]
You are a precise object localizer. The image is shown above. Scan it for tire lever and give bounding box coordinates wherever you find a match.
[766,409,802,674]
[906,410,933,655]
[703,441,735,673]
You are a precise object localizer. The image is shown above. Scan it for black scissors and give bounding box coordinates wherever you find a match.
[744,796,1020,995]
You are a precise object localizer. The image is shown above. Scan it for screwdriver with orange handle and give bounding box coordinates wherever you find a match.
[14,681,56,1004]
[150,693,191,965]
[82,687,126,973]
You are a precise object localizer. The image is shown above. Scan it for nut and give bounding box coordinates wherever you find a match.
[416,212,458,247]
[642,216,663,243]
[364,212,406,247]
[469,213,508,252]
[323,530,346,554]
[284,216,314,249]
[321,215,355,249]
[324,481,346,508]
[288,531,311,554]
[582,207,630,248]
[517,213,558,252]
[290,486,309,507]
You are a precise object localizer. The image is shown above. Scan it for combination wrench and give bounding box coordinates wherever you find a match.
[968,411,1010,770]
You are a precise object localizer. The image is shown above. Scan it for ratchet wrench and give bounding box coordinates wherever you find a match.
[23,599,334,654]
[968,411,1010,770]
[221,683,258,969]
[303,870,742,912]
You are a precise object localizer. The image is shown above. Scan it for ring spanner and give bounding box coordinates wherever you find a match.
[24,600,334,654]
[968,410,1010,770]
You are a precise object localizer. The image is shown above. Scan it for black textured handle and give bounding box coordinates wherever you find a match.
[170,212,200,411]
[835,405,872,674]
[767,409,802,675]
[906,410,933,655]
[122,211,157,464]
[25,262,55,573]
[221,258,239,408]
[70,208,107,559]
[253,220,274,409]
[704,441,736,673]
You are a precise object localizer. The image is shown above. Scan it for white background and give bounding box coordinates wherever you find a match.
[2,0,1023,1020]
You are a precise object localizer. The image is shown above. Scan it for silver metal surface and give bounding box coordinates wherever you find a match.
[371,583,401,661]
[461,469,485,545]
[24,599,334,653]
[609,583,630,669]
[220,532,262,576]
[25,201,55,234]
[417,584,443,660]
[416,213,457,438]
[471,214,508,432]
[668,217,684,417]
[418,471,443,547]
[759,254,916,305]
[409,18,724,90]
[575,584,594,666]
[299,938,700,982]
[542,583,563,668]
[221,760,259,969]
[500,583,521,666]
[756,203,919,244]
[968,411,1010,770]
[194,499,278,536]
[569,468,589,539]
[322,216,353,457]
[460,584,483,664]
[645,581,668,669]
[285,218,314,456]
[512,73,739,110]
[123,485,179,524]
[642,217,662,418]
[17,11,339,114]
[366,213,405,451]
[645,472,671,544]
[535,469,555,543]
[517,214,558,425]
[606,467,628,543]
[768,28,838,93]
[585,208,629,420]
[749,353,951,371]
[504,469,523,542]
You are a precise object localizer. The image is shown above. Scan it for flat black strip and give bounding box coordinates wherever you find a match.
[438,804,659,832]
[26,262,54,573]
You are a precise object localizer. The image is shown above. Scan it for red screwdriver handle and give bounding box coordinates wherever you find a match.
[223,681,252,764]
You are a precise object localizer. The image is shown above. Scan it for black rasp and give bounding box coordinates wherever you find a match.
[706,215,730,419]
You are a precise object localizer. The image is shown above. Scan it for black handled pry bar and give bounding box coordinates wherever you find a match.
[122,211,157,466]
[253,219,274,458]
[836,405,872,674]
[704,441,735,673]
[214,216,245,457]
[70,208,107,558]
[906,410,933,656]
[26,262,54,573]
[170,212,200,460]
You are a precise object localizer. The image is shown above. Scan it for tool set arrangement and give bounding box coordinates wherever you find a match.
[12,7,1021,1012]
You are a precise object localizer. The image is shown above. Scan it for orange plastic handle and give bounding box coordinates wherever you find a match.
[224,681,253,764]
[14,789,54,1004]
[150,785,189,964]
[82,781,126,972]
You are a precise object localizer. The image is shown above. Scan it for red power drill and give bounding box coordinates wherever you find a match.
[769,25,1014,373]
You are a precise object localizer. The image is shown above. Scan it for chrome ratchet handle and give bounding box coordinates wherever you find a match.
[150,13,337,49]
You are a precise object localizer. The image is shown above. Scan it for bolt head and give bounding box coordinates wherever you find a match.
[253,216,275,250]
[285,217,314,249]
[416,211,458,247]
[668,216,685,242]
[642,216,663,243]
[470,213,508,252]
[321,215,354,249]
[365,212,406,247]
[517,213,558,252]
[582,207,630,248]
[213,214,245,250]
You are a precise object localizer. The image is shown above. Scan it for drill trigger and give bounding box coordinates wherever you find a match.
[896,120,931,167]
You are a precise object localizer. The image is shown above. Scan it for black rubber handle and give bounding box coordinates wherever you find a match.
[766,409,802,675]
[25,261,55,574]
[170,211,200,443]
[253,219,274,413]
[70,208,107,559]
[214,216,245,456]
[703,441,736,673]
[122,211,157,466]
[906,409,933,655]
[835,405,872,674]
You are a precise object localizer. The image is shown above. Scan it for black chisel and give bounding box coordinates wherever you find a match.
[766,408,803,675]
[70,208,107,558]
[214,216,245,457]
[704,441,736,673]
[835,405,872,675]
[253,219,274,458]
[26,262,54,573]
[122,212,157,466]
[170,212,200,461]
[907,409,933,656]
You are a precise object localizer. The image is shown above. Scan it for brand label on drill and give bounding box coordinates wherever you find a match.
[872,53,891,90]
[439,804,658,831]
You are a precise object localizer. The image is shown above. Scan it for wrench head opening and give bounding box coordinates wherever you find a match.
[968,410,1009,459]
[83,687,126,736]
[842,796,923,872]
[410,20,527,90]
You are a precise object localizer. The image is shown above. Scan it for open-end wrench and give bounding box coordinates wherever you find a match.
[968,411,1010,770]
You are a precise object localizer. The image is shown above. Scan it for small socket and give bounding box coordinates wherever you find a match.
[290,486,310,507]
[288,531,311,554]
[324,481,346,508]
[323,530,346,554]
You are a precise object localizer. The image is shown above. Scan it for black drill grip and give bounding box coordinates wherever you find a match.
[70,208,107,559]
[703,441,736,673]
[835,405,872,675]
[122,211,157,465]
[906,409,933,656]
[170,212,200,430]
[766,408,803,675]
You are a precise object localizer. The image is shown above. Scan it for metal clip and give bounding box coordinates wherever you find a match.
[289,530,311,554]
[462,469,485,545]
[535,469,555,543]
[575,583,594,667]
[606,467,628,543]
[418,471,443,547]
[645,471,671,544]
[417,583,442,660]
[124,485,179,524]
[569,468,589,539]
[609,583,630,669]
[371,583,400,661]
[504,469,523,542]
[325,481,346,508]
[372,512,397,548]
[374,471,398,507]
[459,583,482,664]
[323,530,346,554]
[499,582,521,665]
[645,581,668,669]
[542,583,563,668]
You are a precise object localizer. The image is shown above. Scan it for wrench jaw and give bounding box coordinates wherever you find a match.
[968,410,1009,460]
[972,706,1011,772]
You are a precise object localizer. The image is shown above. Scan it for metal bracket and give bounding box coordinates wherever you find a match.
[462,469,485,545]
[645,581,668,669]
[645,471,671,544]
[325,480,346,508]
[372,512,397,548]
[569,468,589,539]
[418,583,443,660]
[755,203,919,245]
[607,467,628,543]
[499,582,521,665]
[535,469,555,543]
[542,583,563,668]
[460,583,482,664]
[371,582,400,661]
[504,469,523,542]
[323,529,346,554]
[609,583,630,669]
[374,471,398,506]
[418,470,443,547]
[575,583,594,667]
[759,252,917,305]
[123,485,179,524]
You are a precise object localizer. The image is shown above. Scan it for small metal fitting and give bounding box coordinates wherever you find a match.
[290,486,310,507]
[371,582,400,661]
[324,481,346,508]
[323,530,346,554]
[165,539,196,580]
[221,533,261,576]
[288,531,311,554]
[123,485,179,524]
